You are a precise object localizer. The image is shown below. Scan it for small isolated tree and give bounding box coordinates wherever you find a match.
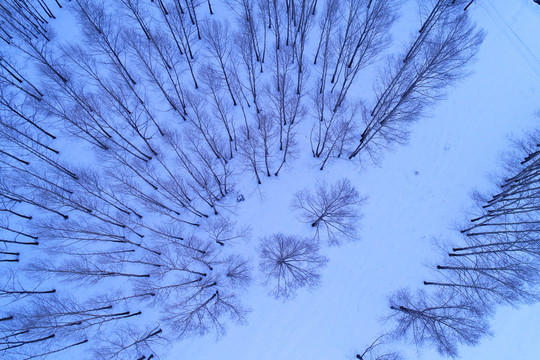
[293,178,365,244]
[259,234,327,299]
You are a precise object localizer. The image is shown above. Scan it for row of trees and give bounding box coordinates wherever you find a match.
[375,132,540,358]
[312,0,483,166]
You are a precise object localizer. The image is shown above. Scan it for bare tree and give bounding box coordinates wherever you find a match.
[183,91,230,162]
[202,216,251,246]
[293,178,365,244]
[0,55,44,102]
[160,281,249,338]
[429,250,540,309]
[349,9,484,160]
[72,0,137,86]
[0,173,69,220]
[258,233,327,299]
[256,112,277,177]
[388,287,490,358]
[92,325,165,360]
[238,125,263,184]
[0,83,51,139]
[0,270,55,304]
[133,236,251,338]
[230,0,264,68]
[202,19,238,106]
[200,64,237,159]
[266,46,306,175]
[355,333,403,360]
[164,128,232,214]
[310,96,361,169]
[0,294,141,359]
[231,0,265,101]
[26,256,150,285]
[330,0,399,112]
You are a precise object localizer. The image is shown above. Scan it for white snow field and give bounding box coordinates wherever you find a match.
[174,1,540,359]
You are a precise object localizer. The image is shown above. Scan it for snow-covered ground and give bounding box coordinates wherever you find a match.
[174,1,540,359]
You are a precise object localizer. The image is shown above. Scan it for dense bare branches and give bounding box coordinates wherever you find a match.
[259,233,327,299]
[330,0,400,111]
[349,5,484,160]
[293,178,365,244]
[202,19,238,107]
[388,288,490,357]
[0,293,143,359]
[432,131,540,310]
[0,0,56,44]
[355,334,403,360]
[92,325,164,360]
[202,216,251,247]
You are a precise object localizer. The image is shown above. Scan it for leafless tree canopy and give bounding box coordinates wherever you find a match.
[293,178,365,244]
[348,2,484,161]
[355,333,403,360]
[259,233,328,299]
[388,288,490,357]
